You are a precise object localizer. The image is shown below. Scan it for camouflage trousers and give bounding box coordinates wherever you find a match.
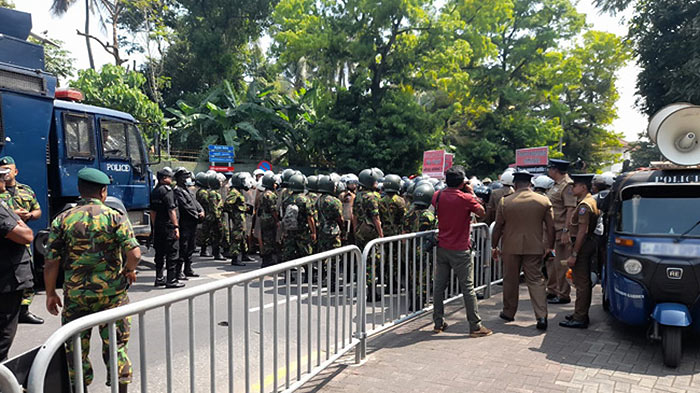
[201,217,223,252]
[283,231,313,262]
[63,293,131,387]
[317,234,342,286]
[259,219,278,257]
[355,222,380,287]
[228,224,248,257]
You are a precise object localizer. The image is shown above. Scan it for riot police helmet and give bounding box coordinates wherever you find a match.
[288,173,307,192]
[383,174,402,193]
[413,183,435,207]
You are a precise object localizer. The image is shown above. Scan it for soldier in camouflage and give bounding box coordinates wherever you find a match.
[217,173,232,256]
[378,174,407,290]
[224,173,252,266]
[282,174,316,267]
[44,168,141,392]
[258,172,280,268]
[353,168,384,292]
[0,156,44,324]
[316,175,343,252]
[207,173,227,260]
[195,172,212,257]
[402,182,437,311]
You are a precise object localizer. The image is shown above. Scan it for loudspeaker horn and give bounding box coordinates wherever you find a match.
[647,102,700,166]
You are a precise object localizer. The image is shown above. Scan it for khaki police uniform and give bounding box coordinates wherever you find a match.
[493,189,554,320]
[546,174,576,300]
[569,193,598,322]
[485,186,513,225]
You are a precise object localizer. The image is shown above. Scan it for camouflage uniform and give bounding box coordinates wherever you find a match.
[379,193,407,287]
[0,183,39,307]
[317,194,343,252]
[354,189,382,287]
[195,188,211,250]
[402,205,437,310]
[282,193,314,262]
[46,198,139,387]
[207,189,226,257]
[258,190,278,258]
[307,192,320,252]
[224,187,248,257]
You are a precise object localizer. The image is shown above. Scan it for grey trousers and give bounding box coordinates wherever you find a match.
[433,246,482,331]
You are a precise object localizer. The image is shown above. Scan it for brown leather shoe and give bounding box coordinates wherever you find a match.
[469,326,493,338]
[433,322,448,333]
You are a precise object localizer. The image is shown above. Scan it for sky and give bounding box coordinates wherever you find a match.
[13,0,647,142]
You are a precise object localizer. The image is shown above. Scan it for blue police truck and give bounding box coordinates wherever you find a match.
[0,7,154,284]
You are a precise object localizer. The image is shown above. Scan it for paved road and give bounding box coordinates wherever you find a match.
[300,286,700,393]
[10,248,360,393]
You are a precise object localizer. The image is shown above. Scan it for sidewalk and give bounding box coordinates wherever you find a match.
[300,286,700,393]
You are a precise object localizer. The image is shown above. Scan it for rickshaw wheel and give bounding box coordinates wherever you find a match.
[662,326,682,368]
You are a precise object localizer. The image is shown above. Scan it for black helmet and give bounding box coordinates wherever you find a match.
[317,175,337,194]
[174,166,188,178]
[307,175,319,193]
[473,185,491,204]
[358,168,383,189]
[383,174,401,193]
[413,183,435,207]
[157,166,174,179]
[195,172,207,188]
[262,172,277,190]
[406,181,417,196]
[207,171,222,189]
[281,169,295,186]
[288,173,306,192]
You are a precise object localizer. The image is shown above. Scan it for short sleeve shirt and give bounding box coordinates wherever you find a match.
[0,200,32,293]
[569,194,598,237]
[432,188,482,251]
[47,198,139,298]
[151,184,178,227]
[547,175,577,231]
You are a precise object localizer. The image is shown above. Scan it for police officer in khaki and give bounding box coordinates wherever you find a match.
[546,159,577,304]
[485,170,514,225]
[559,174,598,329]
[492,171,555,330]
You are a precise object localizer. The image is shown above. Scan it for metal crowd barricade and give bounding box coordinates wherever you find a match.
[361,223,499,340]
[27,246,364,393]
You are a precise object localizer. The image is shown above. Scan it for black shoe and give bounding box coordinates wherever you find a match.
[165,281,185,289]
[241,254,254,262]
[184,270,200,277]
[154,277,166,287]
[559,319,588,329]
[214,254,227,261]
[200,249,212,258]
[476,292,484,300]
[499,312,515,322]
[18,306,44,324]
[177,273,189,281]
[230,255,244,266]
[536,318,548,330]
[546,293,557,300]
[548,296,571,304]
[565,314,590,324]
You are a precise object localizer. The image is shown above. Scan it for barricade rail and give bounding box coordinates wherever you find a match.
[4,224,503,393]
[26,246,364,393]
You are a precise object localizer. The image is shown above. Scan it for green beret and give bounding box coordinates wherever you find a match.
[0,156,15,166]
[78,168,111,185]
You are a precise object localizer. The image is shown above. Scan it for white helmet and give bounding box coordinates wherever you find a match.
[240,172,256,190]
[532,175,555,190]
[500,171,515,186]
[216,173,226,183]
[593,172,615,187]
[253,168,265,177]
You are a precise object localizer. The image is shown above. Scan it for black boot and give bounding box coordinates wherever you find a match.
[200,247,211,257]
[230,254,244,266]
[154,276,166,287]
[241,252,254,262]
[165,280,185,288]
[260,255,273,268]
[18,305,44,324]
[119,383,128,393]
[213,247,226,261]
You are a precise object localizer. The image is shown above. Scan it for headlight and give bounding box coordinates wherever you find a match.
[623,259,643,275]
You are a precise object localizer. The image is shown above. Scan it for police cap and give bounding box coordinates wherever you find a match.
[548,159,570,172]
[0,156,15,166]
[78,167,111,185]
[157,167,174,178]
[512,170,533,183]
[570,174,595,188]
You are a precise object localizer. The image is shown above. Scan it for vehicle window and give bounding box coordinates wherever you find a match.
[64,114,94,159]
[127,125,144,165]
[618,189,700,237]
[101,121,128,159]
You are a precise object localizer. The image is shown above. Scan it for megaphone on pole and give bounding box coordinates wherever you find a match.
[647,103,700,166]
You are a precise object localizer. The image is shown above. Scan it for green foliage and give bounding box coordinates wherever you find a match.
[0,0,14,8]
[627,132,662,168]
[69,64,164,128]
[28,35,76,84]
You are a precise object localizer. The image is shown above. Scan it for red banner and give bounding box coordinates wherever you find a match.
[209,165,235,172]
[444,153,454,172]
[422,150,446,178]
[515,147,548,167]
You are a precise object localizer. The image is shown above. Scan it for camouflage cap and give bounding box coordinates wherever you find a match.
[78,167,111,185]
[0,156,15,166]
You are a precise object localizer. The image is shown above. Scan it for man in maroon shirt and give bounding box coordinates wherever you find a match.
[431,166,492,337]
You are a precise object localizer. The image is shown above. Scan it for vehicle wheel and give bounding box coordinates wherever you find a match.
[662,326,682,368]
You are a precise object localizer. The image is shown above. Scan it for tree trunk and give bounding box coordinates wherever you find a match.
[85,0,95,69]
[111,3,121,65]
